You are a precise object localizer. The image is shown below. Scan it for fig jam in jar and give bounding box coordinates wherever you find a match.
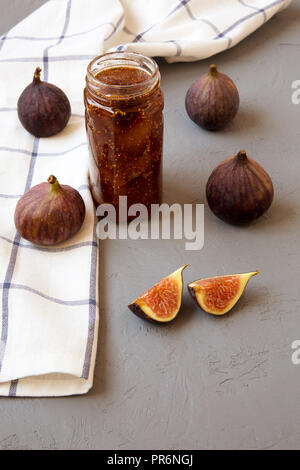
[84,52,164,216]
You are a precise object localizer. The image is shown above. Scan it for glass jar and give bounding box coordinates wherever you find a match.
[84,52,164,217]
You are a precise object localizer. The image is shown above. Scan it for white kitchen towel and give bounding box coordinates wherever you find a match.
[0,0,292,397]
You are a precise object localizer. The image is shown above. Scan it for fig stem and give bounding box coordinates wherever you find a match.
[33,67,42,83]
[48,175,57,184]
[237,150,248,162]
[47,175,61,193]
[209,64,218,76]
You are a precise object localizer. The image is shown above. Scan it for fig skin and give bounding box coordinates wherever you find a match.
[17,67,71,137]
[128,302,163,325]
[185,64,239,131]
[14,175,85,246]
[206,150,274,225]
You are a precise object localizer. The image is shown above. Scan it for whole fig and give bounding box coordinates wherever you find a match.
[14,175,85,245]
[17,67,71,137]
[206,150,274,225]
[185,64,239,130]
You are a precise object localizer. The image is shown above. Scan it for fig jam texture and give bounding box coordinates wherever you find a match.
[84,65,164,215]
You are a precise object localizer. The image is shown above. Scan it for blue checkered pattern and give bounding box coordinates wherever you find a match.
[0,0,100,397]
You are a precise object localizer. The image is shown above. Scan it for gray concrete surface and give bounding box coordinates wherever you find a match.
[0,0,47,35]
[1,0,300,451]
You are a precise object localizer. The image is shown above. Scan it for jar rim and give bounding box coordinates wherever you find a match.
[86,51,160,100]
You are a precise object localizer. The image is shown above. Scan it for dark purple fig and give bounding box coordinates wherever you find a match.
[14,175,85,245]
[185,64,239,131]
[17,67,71,137]
[206,150,274,225]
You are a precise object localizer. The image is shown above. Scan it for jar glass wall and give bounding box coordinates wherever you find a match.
[84,52,164,218]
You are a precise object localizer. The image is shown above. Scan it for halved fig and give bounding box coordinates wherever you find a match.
[128,265,188,323]
[188,271,258,315]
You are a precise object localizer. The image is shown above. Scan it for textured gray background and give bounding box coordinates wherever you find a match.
[0,0,300,451]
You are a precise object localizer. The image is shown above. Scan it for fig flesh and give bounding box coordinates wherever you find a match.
[17,67,71,137]
[206,150,274,225]
[128,265,188,323]
[185,64,239,130]
[14,175,85,246]
[188,271,258,315]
